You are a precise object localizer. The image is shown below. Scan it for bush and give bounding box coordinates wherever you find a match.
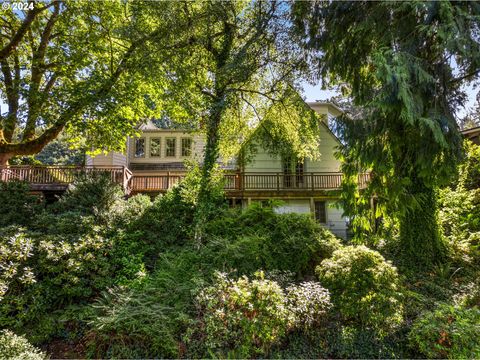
[286,281,332,330]
[187,271,291,358]
[0,228,36,301]
[205,203,341,276]
[0,181,42,227]
[51,172,125,222]
[316,245,403,331]
[410,303,480,359]
[0,330,47,360]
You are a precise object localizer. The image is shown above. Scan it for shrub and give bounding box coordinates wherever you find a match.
[52,172,125,221]
[458,140,480,190]
[205,203,341,276]
[409,303,480,359]
[0,228,36,301]
[316,245,403,331]
[0,330,47,360]
[187,271,291,358]
[286,281,332,330]
[0,181,42,227]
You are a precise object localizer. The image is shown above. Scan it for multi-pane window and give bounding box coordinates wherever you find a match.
[314,201,327,223]
[150,138,161,157]
[134,138,145,158]
[166,138,176,157]
[181,138,192,157]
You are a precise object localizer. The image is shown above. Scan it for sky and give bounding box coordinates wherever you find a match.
[301,81,478,119]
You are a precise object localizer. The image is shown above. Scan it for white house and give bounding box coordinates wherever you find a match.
[87,102,353,238]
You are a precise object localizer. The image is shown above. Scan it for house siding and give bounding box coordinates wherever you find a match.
[273,199,347,239]
[244,124,341,173]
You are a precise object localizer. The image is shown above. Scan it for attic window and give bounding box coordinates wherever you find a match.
[166,138,176,157]
[134,138,145,158]
[181,138,192,157]
[150,138,161,157]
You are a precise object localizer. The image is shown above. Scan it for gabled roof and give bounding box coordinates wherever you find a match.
[306,101,344,117]
[461,125,480,136]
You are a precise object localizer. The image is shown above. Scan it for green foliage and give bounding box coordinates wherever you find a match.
[0,228,36,302]
[187,271,292,358]
[206,203,341,276]
[0,330,47,360]
[292,1,480,267]
[0,181,42,227]
[51,173,125,220]
[34,138,85,166]
[0,176,150,344]
[409,303,480,359]
[458,140,480,190]
[316,245,403,331]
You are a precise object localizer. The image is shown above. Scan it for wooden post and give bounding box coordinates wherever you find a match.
[311,173,314,191]
[310,197,315,219]
[276,172,280,191]
[167,171,170,189]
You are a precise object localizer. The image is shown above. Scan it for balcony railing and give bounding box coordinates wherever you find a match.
[130,172,370,192]
[0,166,369,193]
[0,165,132,192]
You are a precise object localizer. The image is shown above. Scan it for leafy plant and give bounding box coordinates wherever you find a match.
[0,330,47,360]
[409,303,480,359]
[316,245,403,332]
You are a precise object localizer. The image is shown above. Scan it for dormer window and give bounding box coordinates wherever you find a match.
[134,138,145,158]
[150,138,161,157]
[181,138,192,157]
[166,138,176,157]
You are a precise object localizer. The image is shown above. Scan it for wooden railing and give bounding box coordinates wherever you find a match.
[130,172,370,192]
[0,166,131,191]
[0,166,370,193]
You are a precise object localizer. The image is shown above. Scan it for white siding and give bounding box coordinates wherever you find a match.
[325,202,347,239]
[85,152,126,167]
[274,199,311,215]
[244,125,341,173]
[273,199,347,239]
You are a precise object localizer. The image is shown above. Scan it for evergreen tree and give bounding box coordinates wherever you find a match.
[292,1,480,267]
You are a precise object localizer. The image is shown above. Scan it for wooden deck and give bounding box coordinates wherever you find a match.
[129,172,370,194]
[0,166,369,196]
[0,166,132,192]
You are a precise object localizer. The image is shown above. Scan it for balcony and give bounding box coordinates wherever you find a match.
[0,165,132,192]
[0,166,369,195]
[130,172,370,193]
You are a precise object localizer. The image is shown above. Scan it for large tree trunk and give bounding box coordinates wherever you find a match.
[398,178,447,269]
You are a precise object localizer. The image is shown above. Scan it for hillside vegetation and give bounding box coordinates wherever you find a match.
[0,142,479,358]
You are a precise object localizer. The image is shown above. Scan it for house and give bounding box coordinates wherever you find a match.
[86,101,355,238]
[461,125,480,145]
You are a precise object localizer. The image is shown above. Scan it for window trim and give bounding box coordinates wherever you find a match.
[181,137,192,157]
[134,137,146,158]
[165,137,177,157]
[150,137,162,157]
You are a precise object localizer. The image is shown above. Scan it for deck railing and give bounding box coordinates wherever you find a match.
[130,172,370,192]
[0,166,369,193]
[0,166,131,191]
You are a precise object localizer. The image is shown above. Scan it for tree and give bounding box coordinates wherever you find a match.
[133,1,312,240]
[292,1,480,267]
[0,1,174,166]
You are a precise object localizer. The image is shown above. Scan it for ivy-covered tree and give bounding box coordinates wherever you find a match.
[0,1,181,166]
[292,1,480,267]
[133,1,313,239]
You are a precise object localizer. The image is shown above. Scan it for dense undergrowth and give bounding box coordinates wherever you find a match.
[1,142,480,359]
